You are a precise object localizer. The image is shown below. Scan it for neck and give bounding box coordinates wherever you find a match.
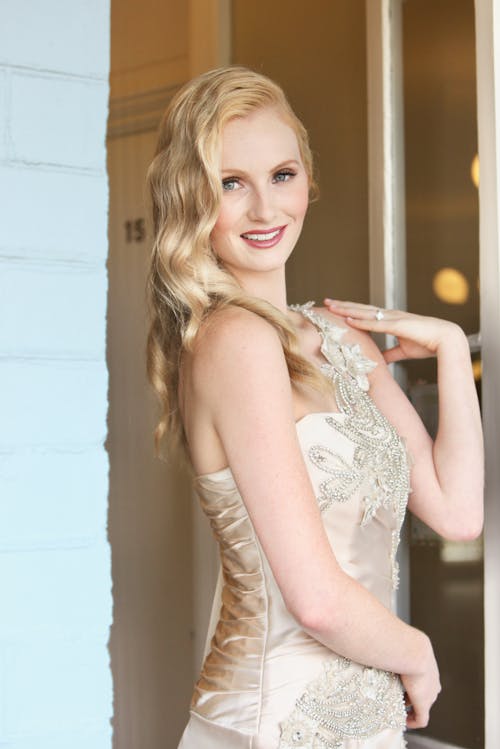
[232,266,290,316]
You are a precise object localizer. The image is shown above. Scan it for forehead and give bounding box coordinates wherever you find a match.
[219,108,301,168]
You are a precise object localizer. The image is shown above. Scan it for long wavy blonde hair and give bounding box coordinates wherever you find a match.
[146,65,330,459]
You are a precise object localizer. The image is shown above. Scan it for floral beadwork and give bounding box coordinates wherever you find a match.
[278,656,407,748]
[289,300,376,392]
[289,301,411,592]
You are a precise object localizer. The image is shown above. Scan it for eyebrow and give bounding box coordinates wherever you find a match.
[221,159,301,175]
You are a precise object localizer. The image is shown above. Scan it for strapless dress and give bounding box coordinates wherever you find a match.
[178,301,411,748]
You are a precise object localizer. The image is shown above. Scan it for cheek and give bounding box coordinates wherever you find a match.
[289,180,310,219]
[211,203,236,245]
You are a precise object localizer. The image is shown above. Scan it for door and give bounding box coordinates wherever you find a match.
[402,2,482,747]
[367,1,499,748]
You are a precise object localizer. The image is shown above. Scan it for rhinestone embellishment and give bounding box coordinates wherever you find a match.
[278,656,407,748]
[290,301,411,591]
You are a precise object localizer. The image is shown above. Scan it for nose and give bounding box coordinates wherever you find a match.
[247,183,276,223]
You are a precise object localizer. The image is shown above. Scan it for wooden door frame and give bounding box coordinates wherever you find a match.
[474,3,500,748]
[365,0,410,628]
[366,0,407,319]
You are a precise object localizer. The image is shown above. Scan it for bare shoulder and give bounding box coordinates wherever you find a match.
[189,304,288,395]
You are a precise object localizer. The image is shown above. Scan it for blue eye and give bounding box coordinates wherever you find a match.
[222,178,239,191]
[273,170,296,183]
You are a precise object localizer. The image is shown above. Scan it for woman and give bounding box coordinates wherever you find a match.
[146,66,484,749]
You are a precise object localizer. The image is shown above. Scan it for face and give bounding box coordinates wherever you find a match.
[210,107,310,282]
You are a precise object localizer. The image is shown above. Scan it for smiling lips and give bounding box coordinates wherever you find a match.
[240,225,287,248]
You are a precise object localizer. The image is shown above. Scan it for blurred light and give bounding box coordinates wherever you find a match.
[441,537,482,563]
[471,153,479,188]
[432,267,469,305]
[472,359,482,381]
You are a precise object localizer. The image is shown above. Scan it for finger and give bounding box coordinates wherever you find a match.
[343,308,399,326]
[406,707,429,730]
[344,316,389,332]
[325,305,370,319]
[325,298,407,323]
[324,298,378,313]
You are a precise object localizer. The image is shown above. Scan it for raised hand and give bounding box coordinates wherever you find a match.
[323,298,466,364]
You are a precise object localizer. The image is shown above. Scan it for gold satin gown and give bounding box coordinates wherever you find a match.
[178,301,411,749]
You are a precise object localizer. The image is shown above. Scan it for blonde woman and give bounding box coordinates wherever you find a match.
[146,66,483,749]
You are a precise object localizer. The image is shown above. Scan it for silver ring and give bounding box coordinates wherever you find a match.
[375,308,385,321]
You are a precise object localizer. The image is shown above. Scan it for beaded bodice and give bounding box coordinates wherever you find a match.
[289,301,411,590]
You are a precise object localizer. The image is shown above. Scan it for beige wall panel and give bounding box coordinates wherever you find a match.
[111,0,189,98]
[232,0,369,305]
[189,0,231,75]
[107,129,194,749]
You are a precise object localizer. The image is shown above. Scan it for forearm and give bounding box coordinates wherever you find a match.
[432,325,484,528]
[296,570,432,677]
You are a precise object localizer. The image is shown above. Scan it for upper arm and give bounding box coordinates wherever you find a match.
[192,307,344,624]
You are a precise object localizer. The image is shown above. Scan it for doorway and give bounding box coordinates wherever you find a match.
[106,3,487,747]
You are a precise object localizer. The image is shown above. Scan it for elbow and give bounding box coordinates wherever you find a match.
[285,569,351,634]
[293,605,327,633]
[449,522,483,542]
[441,512,484,542]
[442,527,481,542]
[286,599,317,631]
[287,595,340,635]
[436,490,484,541]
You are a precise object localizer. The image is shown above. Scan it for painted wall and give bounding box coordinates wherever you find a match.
[110,0,189,99]
[232,0,370,306]
[0,1,112,747]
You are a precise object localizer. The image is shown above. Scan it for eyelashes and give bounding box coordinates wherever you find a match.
[221,177,240,191]
[221,169,297,191]
[273,169,296,182]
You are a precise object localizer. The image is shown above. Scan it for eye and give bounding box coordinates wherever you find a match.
[273,169,296,183]
[222,177,241,191]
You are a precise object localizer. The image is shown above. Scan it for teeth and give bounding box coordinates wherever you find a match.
[242,228,281,241]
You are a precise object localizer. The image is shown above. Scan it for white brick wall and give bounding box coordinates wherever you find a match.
[0,0,112,746]
[0,0,110,77]
[0,167,108,261]
[10,72,109,170]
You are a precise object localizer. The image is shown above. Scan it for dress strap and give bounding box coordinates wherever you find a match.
[287,300,377,393]
[288,299,337,337]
